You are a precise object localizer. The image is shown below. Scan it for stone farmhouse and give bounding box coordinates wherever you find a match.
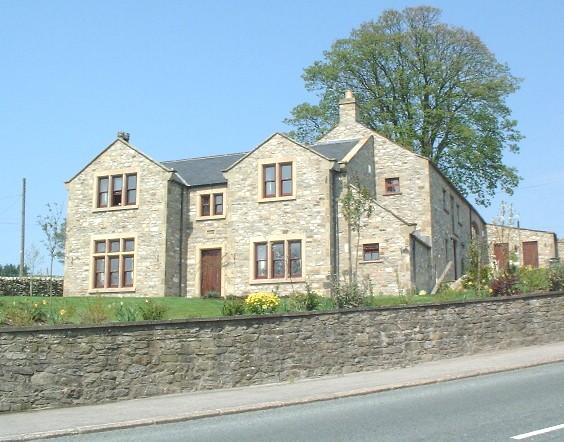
[64,91,488,298]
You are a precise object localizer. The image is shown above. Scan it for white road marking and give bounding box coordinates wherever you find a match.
[511,423,564,439]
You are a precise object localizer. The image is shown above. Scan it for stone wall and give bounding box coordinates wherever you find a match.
[64,139,176,297]
[1,292,562,413]
[0,277,63,297]
[224,134,335,296]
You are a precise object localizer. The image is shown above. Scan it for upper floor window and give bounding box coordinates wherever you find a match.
[363,243,380,261]
[93,237,135,289]
[198,192,225,218]
[443,189,449,212]
[385,177,400,194]
[97,173,137,208]
[254,239,302,280]
[262,162,293,198]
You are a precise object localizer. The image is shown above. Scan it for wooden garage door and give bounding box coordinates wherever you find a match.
[522,241,539,267]
[493,243,509,269]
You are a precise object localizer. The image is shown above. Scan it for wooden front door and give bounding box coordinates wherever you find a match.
[200,249,222,297]
[494,243,509,269]
[522,241,539,267]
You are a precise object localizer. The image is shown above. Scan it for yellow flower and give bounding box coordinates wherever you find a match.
[42,300,47,305]
[59,309,66,316]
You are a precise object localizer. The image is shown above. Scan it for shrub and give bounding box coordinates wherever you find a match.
[81,297,112,324]
[289,284,322,311]
[245,292,280,314]
[113,301,139,322]
[221,296,246,316]
[45,302,77,325]
[489,272,521,297]
[516,266,550,294]
[331,280,364,308]
[203,290,221,299]
[548,263,564,291]
[138,299,169,320]
[4,299,47,326]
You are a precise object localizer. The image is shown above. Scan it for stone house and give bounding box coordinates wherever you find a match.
[486,224,559,269]
[64,92,487,298]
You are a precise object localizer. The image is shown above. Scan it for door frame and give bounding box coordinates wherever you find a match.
[196,245,224,297]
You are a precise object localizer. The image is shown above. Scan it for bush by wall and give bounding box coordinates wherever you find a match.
[0,291,562,413]
[0,277,63,297]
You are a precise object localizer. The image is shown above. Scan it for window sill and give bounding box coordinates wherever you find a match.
[89,287,136,294]
[258,195,296,203]
[359,259,384,264]
[250,277,305,285]
[93,205,138,213]
[383,192,402,196]
[196,215,226,221]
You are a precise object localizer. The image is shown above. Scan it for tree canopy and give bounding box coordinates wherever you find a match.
[284,6,522,206]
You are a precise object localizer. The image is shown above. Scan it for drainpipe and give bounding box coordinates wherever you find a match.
[331,168,340,282]
[179,185,185,297]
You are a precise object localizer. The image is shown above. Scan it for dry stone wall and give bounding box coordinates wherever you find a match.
[1,292,562,413]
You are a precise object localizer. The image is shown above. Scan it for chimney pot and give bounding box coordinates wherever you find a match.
[117,132,130,142]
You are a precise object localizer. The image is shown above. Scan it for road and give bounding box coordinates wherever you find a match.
[45,362,564,442]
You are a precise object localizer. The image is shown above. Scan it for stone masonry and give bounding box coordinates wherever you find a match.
[1,292,562,413]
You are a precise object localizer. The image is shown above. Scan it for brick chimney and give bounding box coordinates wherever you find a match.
[338,90,360,124]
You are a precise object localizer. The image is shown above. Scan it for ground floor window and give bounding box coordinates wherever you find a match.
[363,243,380,261]
[254,239,302,279]
[93,237,135,289]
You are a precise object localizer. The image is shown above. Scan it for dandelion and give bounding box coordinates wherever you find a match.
[42,300,47,305]
[59,309,66,316]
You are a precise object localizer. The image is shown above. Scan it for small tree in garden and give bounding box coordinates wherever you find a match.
[341,181,374,283]
[490,201,519,271]
[37,203,66,295]
[463,236,491,295]
[25,244,43,296]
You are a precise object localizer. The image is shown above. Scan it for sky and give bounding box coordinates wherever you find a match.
[1,0,563,276]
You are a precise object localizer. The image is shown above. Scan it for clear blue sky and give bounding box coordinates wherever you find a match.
[1,0,563,275]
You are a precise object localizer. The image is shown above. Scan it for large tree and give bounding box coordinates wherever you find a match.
[285,6,522,206]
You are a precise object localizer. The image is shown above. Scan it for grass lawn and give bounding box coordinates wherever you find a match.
[0,296,225,326]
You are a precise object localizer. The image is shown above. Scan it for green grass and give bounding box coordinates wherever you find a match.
[0,289,485,327]
[0,296,225,326]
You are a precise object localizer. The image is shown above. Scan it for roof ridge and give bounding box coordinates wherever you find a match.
[311,138,361,146]
[162,151,248,163]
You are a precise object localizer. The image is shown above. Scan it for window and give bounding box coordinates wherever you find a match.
[96,173,137,208]
[254,239,302,279]
[262,162,294,198]
[443,189,449,212]
[385,177,400,194]
[199,192,224,217]
[363,243,380,261]
[92,238,135,289]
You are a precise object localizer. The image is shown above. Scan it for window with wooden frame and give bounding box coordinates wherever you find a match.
[254,239,302,279]
[262,162,294,198]
[92,237,135,289]
[384,177,400,194]
[199,192,224,217]
[96,173,137,208]
[363,243,380,261]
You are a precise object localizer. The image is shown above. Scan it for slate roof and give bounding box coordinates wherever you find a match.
[160,138,361,187]
[162,152,246,187]
[309,138,361,161]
